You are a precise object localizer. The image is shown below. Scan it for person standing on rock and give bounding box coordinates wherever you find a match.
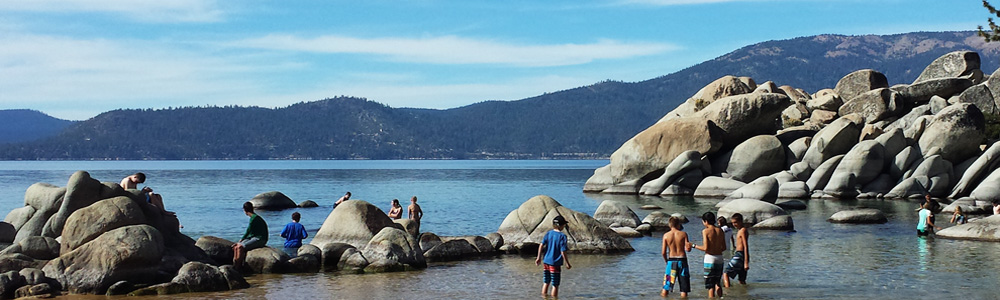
[334,192,351,206]
[387,199,403,219]
[280,212,307,257]
[535,215,571,298]
[661,216,692,298]
[693,212,725,298]
[233,202,268,269]
[408,196,423,233]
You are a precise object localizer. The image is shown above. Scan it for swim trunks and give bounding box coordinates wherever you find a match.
[703,254,724,289]
[725,250,747,282]
[663,257,691,293]
[238,237,265,251]
[543,264,562,286]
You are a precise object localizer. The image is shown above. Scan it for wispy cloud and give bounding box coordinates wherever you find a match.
[0,0,223,22]
[234,35,677,67]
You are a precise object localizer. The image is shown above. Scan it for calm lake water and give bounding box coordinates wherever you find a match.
[0,160,997,299]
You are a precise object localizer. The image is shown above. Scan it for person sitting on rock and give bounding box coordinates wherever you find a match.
[334,192,352,206]
[387,199,403,219]
[950,206,967,225]
[233,201,268,269]
[280,212,307,257]
[121,172,175,217]
[120,172,146,190]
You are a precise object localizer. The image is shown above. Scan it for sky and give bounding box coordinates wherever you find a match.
[0,0,990,120]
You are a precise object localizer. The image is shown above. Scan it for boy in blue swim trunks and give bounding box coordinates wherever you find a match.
[535,215,572,298]
[693,212,725,298]
[724,213,750,287]
[661,216,692,297]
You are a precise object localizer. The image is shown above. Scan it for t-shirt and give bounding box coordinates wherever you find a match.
[542,230,568,266]
[242,214,269,244]
[280,222,308,248]
[720,225,734,251]
[917,209,930,231]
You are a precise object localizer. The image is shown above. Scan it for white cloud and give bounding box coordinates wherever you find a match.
[234,34,676,67]
[0,0,223,22]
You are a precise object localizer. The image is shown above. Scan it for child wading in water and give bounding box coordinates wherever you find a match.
[661,216,692,297]
[723,213,750,287]
[917,200,942,236]
[693,212,725,298]
[536,215,572,298]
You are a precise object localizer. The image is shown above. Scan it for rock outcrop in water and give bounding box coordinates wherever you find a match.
[586,51,1000,205]
[496,195,633,253]
[0,171,223,296]
[309,200,427,272]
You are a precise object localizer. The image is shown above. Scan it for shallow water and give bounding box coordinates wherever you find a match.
[0,160,997,299]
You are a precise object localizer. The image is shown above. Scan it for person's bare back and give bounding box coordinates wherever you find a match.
[702,226,726,256]
[407,196,423,222]
[662,230,690,258]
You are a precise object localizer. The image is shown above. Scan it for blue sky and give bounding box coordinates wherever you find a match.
[0,0,988,120]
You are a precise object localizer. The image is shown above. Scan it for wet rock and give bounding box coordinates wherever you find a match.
[717,199,788,225]
[775,199,807,210]
[297,244,321,260]
[486,232,504,251]
[937,215,1000,241]
[318,243,360,272]
[287,254,320,273]
[423,239,479,262]
[361,227,426,272]
[828,208,888,224]
[753,215,794,231]
[105,281,133,295]
[594,201,641,228]
[418,232,443,253]
[297,200,319,208]
[245,247,290,274]
[170,261,231,293]
[249,191,297,210]
[14,283,53,299]
[497,195,632,253]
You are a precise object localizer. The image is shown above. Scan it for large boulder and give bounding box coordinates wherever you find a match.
[838,88,898,123]
[0,236,59,260]
[694,176,746,197]
[823,141,887,198]
[60,196,146,254]
[423,239,480,262]
[905,155,954,197]
[18,183,65,242]
[913,51,981,84]
[311,200,398,248]
[693,93,792,144]
[169,261,234,293]
[752,215,794,231]
[4,206,34,233]
[778,181,810,199]
[725,176,779,203]
[641,211,671,231]
[497,195,632,253]
[955,84,998,115]
[834,69,889,101]
[952,142,1000,198]
[659,75,754,121]
[807,93,844,112]
[42,171,108,238]
[195,236,235,266]
[317,243,361,272]
[593,201,641,228]
[638,150,704,195]
[828,208,888,224]
[937,215,1000,241]
[249,191,297,210]
[970,167,1000,203]
[585,118,725,192]
[361,227,426,272]
[802,117,861,169]
[917,103,985,163]
[900,77,975,104]
[245,247,291,274]
[717,199,788,225]
[725,135,785,182]
[42,225,164,294]
[806,154,845,191]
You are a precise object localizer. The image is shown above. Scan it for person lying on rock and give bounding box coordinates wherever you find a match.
[233,201,268,269]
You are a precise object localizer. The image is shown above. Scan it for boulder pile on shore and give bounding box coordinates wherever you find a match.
[585,51,1000,232]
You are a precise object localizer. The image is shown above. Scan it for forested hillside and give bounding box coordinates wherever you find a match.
[4,31,999,159]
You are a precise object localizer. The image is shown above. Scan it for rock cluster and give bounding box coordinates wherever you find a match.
[496,195,633,253]
[586,51,1000,207]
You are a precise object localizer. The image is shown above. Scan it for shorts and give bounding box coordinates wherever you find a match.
[917,229,930,236]
[725,251,747,282]
[703,254,724,289]
[238,237,265,251]
[543,264,562,286]
[663,258,690,293]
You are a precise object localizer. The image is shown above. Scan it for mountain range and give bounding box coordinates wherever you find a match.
[4,31,1000,160]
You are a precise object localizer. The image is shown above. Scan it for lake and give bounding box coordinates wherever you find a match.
[0,160,997,299]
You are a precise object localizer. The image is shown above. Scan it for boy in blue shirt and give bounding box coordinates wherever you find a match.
[280,212,308,257]
[535,215,572,298]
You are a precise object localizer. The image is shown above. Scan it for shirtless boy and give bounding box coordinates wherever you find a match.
[120,172,146,190]
[408,196,423,233]
[723,213,750,287]
[661,216,693,297]
[692,212,726,298]
[334,192,351,206]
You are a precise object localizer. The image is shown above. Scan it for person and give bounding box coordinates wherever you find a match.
[950,206,968,225]
[993,200,1000,215]
[717,216,734,255]
[917,200,942,236]
[119,172,146,190]
[334,192,352,206]
[280,212,307,257]
[692,212,725,298]
[233,202,268,269]
[535,215,571,298]
[661,216,692,298]
[723,213,750,287]
[408,196,423,232]
[387,199,403,219]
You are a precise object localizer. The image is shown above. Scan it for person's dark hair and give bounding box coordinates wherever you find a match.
[134,172,146,183]
[345,192,351,197]
[291,212,300,222]
[717,216,729,227]
[731,213,744,224]
[411,196,418,202]
[993,199,1000,206]
[243,201,254,213]
[392,199,400,206]
[702,212,716,225]
[668,216,682,230]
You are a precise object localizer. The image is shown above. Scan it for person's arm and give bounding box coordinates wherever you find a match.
[561,250,571,269]
[927,214,942,230]
[535,241,545,266]
[661,235,669,262]
[693,230,708,251]
[741,230,750,270]
[685,235,693,252]
[417,208,423,221]
[280,224,288,238]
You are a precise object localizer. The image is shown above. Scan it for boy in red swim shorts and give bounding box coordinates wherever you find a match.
[536,215,572,298]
